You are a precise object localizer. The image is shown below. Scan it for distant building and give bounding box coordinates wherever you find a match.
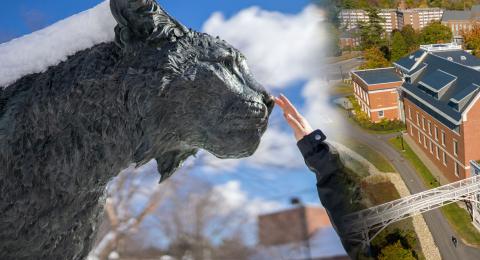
[339,28,360,49]
[339,9,399,33]
[394,43,480,181]
[339,6,443,34]
[253,206,348,260]
[441,5,480,43]
[351,67,403,122]
[398,8,444,31]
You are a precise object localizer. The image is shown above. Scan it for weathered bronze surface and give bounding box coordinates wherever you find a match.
[0,0,273,258]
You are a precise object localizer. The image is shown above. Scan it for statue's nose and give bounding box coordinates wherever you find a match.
[263,92,275,113]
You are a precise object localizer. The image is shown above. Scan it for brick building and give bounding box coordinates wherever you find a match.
[441,5,480,43]
[339,6,443,34]
[351,67,403,122]
[253,206,348,260]
[394,44,480,181]
[339,28,360,49]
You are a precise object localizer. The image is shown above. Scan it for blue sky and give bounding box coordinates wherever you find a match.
[0,0,311,43]
[0,0,324,210]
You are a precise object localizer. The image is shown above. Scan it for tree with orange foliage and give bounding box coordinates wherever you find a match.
[462,23,480,57]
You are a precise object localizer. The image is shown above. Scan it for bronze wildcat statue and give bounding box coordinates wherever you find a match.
[0,0,274,258]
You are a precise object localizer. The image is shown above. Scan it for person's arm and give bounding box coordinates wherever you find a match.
[274,95,362,258]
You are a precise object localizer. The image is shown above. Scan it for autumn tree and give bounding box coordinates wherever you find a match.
[462,24,480,57]
[419,21,452,44]
[400,25,419,51]
[391,31,409,61]
[378,241,416,260]
[359,47,391,69]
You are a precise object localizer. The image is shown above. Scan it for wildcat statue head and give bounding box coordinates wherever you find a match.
[110,0,275,181]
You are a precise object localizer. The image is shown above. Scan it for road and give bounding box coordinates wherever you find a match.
[323,101,480,259]
[325,57,363,81]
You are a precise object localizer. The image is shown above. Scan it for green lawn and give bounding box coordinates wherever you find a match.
[389,136,480,246]
[330,82,353,96]
[389,136,440,188]
[344,138,395,173]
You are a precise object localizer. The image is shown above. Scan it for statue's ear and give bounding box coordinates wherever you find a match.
[156,148,198,183]
[110,0,189,48]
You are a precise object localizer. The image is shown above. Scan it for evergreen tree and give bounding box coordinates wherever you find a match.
[358,8,387,50]
[391,31,408,61]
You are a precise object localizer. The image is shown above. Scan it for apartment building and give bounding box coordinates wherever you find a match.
[394,44,480,181]
[351,68,403,122]
[339,9,398,33]
[441,5,480,42]
[339,7,443,33]
[398,8,444,30]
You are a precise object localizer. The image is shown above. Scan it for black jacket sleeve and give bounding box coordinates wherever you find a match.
[297,130,362,259]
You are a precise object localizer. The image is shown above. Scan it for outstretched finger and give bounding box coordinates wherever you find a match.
[279,94,301,118]
[284,113,303,132]
[274,97,286,110]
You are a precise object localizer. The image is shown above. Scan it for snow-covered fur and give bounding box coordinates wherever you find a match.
[0,0,273,259]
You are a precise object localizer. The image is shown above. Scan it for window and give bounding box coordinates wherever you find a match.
[418,131,422,143]
[424,135,427,148]
[422,117,425,130]
[436,146,439,159]
[441,131,445,146]
[410,124,414,136]
[443,151,447,166]
[434,126,438,140]
[429,140,433,153]
[378,110,384,118]
[408,107,412,119]
[453,140,458,157]
[416,113,420,125]
[428,121,431,135]
[455,162,460,177]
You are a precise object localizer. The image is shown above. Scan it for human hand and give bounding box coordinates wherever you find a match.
[274,94,313,141]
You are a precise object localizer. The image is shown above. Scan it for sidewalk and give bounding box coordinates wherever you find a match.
[402,133,451,186]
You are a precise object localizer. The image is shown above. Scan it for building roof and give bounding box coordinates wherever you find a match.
[351,67,402,86]
[432,50,480,67]
[394,50,426,71]
[472,5,480,13]
[400,53,480,127]
[442,10,471,21]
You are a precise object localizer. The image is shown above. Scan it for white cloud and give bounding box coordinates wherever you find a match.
[212,180,283,218]
[203,5,326,88]
[0,1,115,88]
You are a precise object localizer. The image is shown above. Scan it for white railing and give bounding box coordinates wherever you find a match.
[343,161,480,245]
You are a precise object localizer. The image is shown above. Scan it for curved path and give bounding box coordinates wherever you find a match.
[335,116,480,260]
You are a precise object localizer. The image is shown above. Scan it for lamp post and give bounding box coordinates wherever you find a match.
[399,131,405,151]
[291,197,312,260]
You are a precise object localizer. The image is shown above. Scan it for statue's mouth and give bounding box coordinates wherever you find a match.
[223,100,269,129]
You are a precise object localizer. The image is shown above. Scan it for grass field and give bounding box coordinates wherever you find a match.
[389,136,480,246]
[344,138,395,173]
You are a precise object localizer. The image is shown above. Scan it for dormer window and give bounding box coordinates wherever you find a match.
[461,56,467,61]
[418,69,457,99]
[447,57,453,61]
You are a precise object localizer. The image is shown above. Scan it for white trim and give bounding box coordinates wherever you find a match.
[407,118,469,169]
[371,106,398,112]
[369,88,400,94]
[403,87,461,125]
